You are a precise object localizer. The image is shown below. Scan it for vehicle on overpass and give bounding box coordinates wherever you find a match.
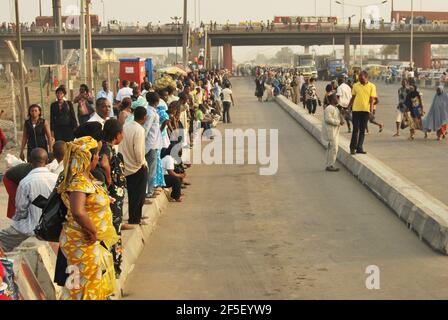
[316,57,347,80]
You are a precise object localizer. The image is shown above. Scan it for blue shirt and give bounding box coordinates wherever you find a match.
[96,90,115,117]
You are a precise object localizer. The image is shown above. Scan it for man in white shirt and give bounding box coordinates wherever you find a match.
[96,80,115,118]
[336,76,353,133]
[144,92,161,199]
[88,97,111,128]
[221,83,235,123]
[0,149,57,252]
[46,140,66,175]
[119,106,148,225]
[115,80,133,103]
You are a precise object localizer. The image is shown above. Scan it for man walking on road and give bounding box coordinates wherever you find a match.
[348,71,377,155]
[336,76,352,133]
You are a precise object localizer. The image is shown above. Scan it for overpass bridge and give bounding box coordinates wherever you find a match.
[1,24,447,69]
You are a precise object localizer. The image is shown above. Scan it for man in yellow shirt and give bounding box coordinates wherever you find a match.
[348,71,377,155]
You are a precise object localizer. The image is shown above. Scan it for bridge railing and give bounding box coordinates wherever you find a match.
[1,23,448,35]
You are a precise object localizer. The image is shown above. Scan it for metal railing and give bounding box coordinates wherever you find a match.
[1,22,448,35]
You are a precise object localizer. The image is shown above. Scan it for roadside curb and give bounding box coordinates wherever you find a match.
[275,95,448,254]
[5,192,169,299]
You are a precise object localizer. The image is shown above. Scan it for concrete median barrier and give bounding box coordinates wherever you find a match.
[4,191,169,300]
[276,95,448,254]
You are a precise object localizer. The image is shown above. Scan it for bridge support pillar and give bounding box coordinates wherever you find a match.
[414,42,431,69]
[399,41,431,69]
[223,43,233,73]
[344,35,350,67]
[304,46,310,54]
[398,42,411,62]
[30,46,57,66]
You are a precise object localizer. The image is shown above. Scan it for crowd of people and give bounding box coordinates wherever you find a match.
[255,65,448,171]
[0,68,233,300]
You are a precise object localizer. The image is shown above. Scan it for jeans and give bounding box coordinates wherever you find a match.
[306,99,317,114]
[350,111,370,152]
[126,166,148,224]
[223,101,231,123]
[145,149,157,196]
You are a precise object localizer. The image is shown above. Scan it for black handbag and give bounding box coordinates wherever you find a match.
[34,189,67,242]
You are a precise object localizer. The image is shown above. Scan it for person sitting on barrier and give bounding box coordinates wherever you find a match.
[0,148,57,252]
[161,143,184,203]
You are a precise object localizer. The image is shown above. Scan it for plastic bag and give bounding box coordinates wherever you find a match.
[5,154,25,169]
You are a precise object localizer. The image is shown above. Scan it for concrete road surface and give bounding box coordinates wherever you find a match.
[123,78,448,300]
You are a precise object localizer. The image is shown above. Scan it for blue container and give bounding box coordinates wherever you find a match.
[145,58,153,83]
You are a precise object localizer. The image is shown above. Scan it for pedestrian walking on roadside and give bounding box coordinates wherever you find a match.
[348,71,377,154]
[336,76,353,133]
[20,104,52,162]
[394,79,409,137]
[255,76,265,102]
[222,83,235,123]
[301,78,309,109]
[305,78,321,115]
[365,97,384,134]
[405,84,424,140]
[423,86,448,140]
[50,86,78,142]
[322,93,343,172]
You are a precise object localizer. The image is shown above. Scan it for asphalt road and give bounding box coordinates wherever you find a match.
[123,78,448,300]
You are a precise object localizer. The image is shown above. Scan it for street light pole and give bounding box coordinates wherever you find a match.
[14,0,26,125]
[101,0,105,26]
[182,0,188,66]
[80,0,86,83]
[360,6,363,69]
[410,0,414,68]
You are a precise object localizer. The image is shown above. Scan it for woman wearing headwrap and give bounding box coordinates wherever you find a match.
[405,84,425,140]
[57,136,118,300]
[423,86,448,141]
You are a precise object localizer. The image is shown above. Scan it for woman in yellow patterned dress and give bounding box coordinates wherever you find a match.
[57,136,118,300]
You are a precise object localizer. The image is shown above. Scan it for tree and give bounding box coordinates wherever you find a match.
[165,53,182,65]
[381,45,398,60]
[274,47,294,64]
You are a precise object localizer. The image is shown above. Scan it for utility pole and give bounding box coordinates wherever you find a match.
[182,0,188,66]
[360,6,363,69]
[86,0,94,90]
[39,0,42,16]
[410,0,414,68]
[80,0,87,84]
[53,0,63,64]
[14,0,26,124]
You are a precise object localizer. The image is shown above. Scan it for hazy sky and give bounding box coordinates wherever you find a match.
[2,0,448,61]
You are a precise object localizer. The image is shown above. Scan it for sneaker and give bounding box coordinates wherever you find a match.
[326,166,340,172]
[350,149,356,155]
